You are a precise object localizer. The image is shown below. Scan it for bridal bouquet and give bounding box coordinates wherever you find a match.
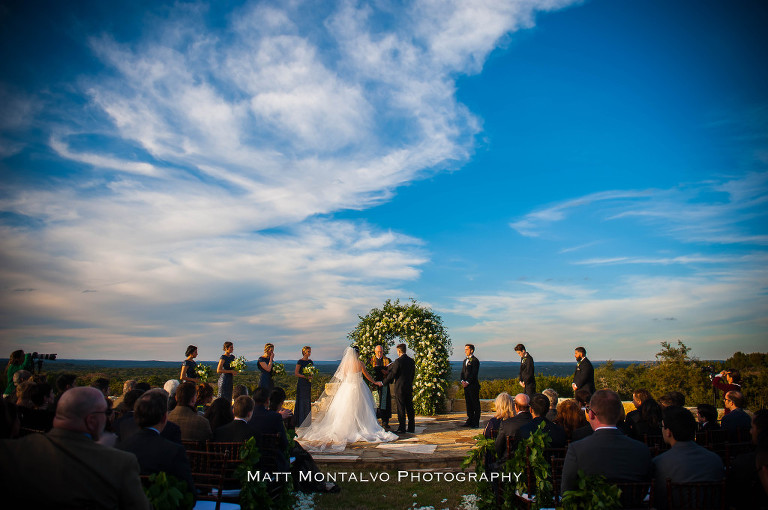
[272,362,286,376]
[195,364,212,382]
[302,365,319,379]
[230,356,247,373]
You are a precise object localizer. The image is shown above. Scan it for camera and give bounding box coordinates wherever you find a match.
[31,352,57,360]
[701,365,715,380]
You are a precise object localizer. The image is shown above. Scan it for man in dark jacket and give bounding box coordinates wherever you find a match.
[571,346,595,395]
[495,393,532,460]
[516,393,567,449]
[461,344,480,428]
[214,395,257,442]
[118,389,195,496]
[515,344,536,397]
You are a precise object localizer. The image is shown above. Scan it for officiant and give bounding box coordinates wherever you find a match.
[371,344,392,431]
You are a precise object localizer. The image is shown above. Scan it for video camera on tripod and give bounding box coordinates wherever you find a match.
[31,352,57,373]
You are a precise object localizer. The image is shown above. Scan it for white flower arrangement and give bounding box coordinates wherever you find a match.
[302,365,319,378]
[230,356,247,373]
[195,364,212,382]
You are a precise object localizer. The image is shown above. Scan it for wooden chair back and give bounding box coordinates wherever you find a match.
[186,450,225,509]
[666,478,725,510]
[612,480,653,510]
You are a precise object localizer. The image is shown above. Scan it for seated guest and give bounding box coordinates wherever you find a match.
[196,383,215,414]
[659,391,685,409]
[233,384,249,400]
[118,389,194,496]
[18,381,54,432]
[542,388,558,422]
[113,388,146,441]
[712,369,742,409]
[721,391,751,442]
[561,389,652,494]
[626,389,651,423]
[135,382,151,392]
[0,387,149,509]
[52,373,78,411]
[0,399,19,438]
[574,388,591,411]
[91,378,110,398]
[269,387,294,429]
[247,387,288,448]
[164,379,180,411]
[495,393,531,460]
[114,388,145,420]
[728,409,768,509]
[204,397,234,432]
[653,406,724,509]
[113,379,137,408]
[168,382,212,442]
[15,380,37,408]
[696,403,721,432]
[556,398,589,442]
[516,393,567,448]
[214,396,257,442]
[485,392,514,439]
[630,397,662,439]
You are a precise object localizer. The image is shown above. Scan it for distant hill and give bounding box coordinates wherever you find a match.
[53,359,645,380]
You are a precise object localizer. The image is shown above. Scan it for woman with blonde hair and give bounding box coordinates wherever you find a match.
[294,346,313,426]
[484,392,514,439]
[257,343,275,393]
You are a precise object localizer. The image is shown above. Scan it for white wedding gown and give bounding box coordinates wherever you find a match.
[296,346,397,451]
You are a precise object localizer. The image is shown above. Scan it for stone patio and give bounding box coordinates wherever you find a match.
[298,411,488,471]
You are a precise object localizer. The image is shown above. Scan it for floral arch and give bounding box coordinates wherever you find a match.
[348,299,452,415]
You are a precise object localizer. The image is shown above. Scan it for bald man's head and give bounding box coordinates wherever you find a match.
[53,387,108,439]
[514,393,530,414]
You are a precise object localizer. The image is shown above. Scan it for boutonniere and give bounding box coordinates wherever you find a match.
[466,358,472,365]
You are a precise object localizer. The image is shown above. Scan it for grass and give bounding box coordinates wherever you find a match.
[308,470,479,510]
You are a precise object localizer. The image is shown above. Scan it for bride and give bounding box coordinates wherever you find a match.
[296,346,397,450]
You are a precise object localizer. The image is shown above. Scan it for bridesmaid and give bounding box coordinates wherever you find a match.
[294,346,313,426]
[180,345,199,384]
[216,341,236,402]
[257,343,275,393]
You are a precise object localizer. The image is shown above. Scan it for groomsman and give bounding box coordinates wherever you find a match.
[461,344,480,428]
[515,344,536,397]
[372,344,392,431]
[571,346,595,395]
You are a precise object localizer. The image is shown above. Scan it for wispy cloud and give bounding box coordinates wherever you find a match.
[0,0,579,359]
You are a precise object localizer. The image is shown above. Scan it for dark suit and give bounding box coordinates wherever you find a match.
[519,353,536,397]
[168,405,212,442]
[516,417,567,449]
[214,418,257,442]
[117,410,181,445]
[652,441,724,510]
[247,405,289,472]
[372,356,392,427]
[720,408,751,442]
[0,428,150,509]
[382,353,416,432]
[461,355,480,427]
[118,428,195,495]
[561,427,652,493]
[495,411,532,459]
[573,357,595,394]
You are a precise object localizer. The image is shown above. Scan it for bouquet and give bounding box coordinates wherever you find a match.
[302,365,319,379]
[230,356,247,373]
[195,364,212,382]
[272,362,285,376]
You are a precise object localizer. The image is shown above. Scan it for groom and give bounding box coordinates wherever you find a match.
[378,343,415,433]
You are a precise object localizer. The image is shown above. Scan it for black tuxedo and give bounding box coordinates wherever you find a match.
[573,357,595,394]
[382,353,416,432]
[248,405,290,472]
[495,411,532,459]
[519,353,536,397]
[461,355,480,427]
[118,428,195,495]
[561,427,652,493]
[213,418,257,443]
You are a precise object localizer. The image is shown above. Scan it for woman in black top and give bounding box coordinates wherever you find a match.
[216,341,236,402]
[294,346,313,426]
[180,345,199,384]
[258,343,275,393]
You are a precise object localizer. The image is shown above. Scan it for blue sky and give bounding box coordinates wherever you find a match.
[1,0,766,362]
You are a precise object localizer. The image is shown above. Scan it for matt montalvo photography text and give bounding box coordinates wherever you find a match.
[248,470,524,483]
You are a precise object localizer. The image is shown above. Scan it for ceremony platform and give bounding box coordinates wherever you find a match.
[301,411,487,471]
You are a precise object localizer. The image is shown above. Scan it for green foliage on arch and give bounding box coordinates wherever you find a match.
[348,299,452,415]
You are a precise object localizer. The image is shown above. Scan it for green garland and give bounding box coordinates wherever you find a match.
[348,298,452,415]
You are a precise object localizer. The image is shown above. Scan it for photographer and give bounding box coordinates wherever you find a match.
[3,350,33,399]
[713,369,742,413]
